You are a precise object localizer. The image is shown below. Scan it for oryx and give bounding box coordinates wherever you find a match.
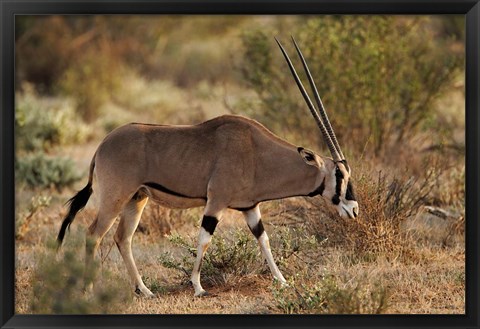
[57,37,359,298]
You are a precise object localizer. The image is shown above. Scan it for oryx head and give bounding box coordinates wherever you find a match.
[276,37,359,219]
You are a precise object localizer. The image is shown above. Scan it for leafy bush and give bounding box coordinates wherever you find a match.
[16,16,74,92]
[59,47,125,121]
[15,86,92,152]
[240,16,463,156]
[32,239,130,314]
[158,222,322,291]
[15,153,82,190]
[159,230,263,287]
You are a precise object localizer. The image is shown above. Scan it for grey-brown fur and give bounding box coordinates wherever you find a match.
[57,38,359,298]
[57,114,357,297]
[95,115,322,209]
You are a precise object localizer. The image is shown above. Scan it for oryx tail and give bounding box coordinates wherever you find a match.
[57,156,96,246]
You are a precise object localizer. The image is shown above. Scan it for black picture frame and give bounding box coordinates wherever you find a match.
[1,1,479,328]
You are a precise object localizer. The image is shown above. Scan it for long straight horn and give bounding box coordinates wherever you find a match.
[291,36,345,160]
[275,37,341,162]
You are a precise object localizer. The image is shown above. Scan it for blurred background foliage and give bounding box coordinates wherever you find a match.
[15,15,464,192]
[240,16,463,158]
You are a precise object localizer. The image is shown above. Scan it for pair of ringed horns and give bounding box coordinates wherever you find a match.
[275,36,345,162]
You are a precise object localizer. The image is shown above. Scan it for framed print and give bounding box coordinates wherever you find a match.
[1,1,479,328]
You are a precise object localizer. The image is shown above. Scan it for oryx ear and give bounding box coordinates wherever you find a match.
[297,147,322,168]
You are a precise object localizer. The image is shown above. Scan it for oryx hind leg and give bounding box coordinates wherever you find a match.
[191,202,225,297]
[85,191,131,291]
[243,206,286,284]
[114,191,154,298]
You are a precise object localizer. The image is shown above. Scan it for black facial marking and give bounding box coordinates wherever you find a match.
[333,165,343,202]
[336,159,351,172]
[308,177,326,197]
[201,216,218,235]
[332,194,340,205]
[135,286,141,295]
[249,219,265,239]
[345,181,356,201]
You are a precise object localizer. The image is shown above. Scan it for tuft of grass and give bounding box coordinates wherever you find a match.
[141,276,168,295]
[301,165,439,262]
[16,194,51,240]
[272,273,389,314]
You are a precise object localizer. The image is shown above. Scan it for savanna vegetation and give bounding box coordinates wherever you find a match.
[15,15,465,314]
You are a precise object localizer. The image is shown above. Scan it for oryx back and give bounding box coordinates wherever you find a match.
[93,115,276,209]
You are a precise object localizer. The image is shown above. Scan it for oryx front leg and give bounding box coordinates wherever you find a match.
[191,208,223,297]
[243,206,286,284]
[114,192,154,298]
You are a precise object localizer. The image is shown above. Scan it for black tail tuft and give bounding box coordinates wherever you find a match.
[57,183,93,247]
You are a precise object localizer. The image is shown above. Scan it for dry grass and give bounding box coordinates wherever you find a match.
[15,183,465,314]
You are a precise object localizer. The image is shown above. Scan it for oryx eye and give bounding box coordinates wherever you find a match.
[335,166,343,179]
[305,153,314,161]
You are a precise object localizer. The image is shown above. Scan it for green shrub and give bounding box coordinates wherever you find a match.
[158,230,263,286]
[15,86,92,153]
[15,152,82,190]
[32,239,130,314]
[240,16,463,156]
[58,48,125,122]
[158,223,322,289]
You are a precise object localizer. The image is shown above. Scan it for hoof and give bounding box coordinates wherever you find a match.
[273,278,288,287]
[194,290,209,297]
[135,287,156,298]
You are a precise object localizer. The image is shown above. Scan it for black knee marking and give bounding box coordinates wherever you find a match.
[249,219,265,239]
[201,216,218,235]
